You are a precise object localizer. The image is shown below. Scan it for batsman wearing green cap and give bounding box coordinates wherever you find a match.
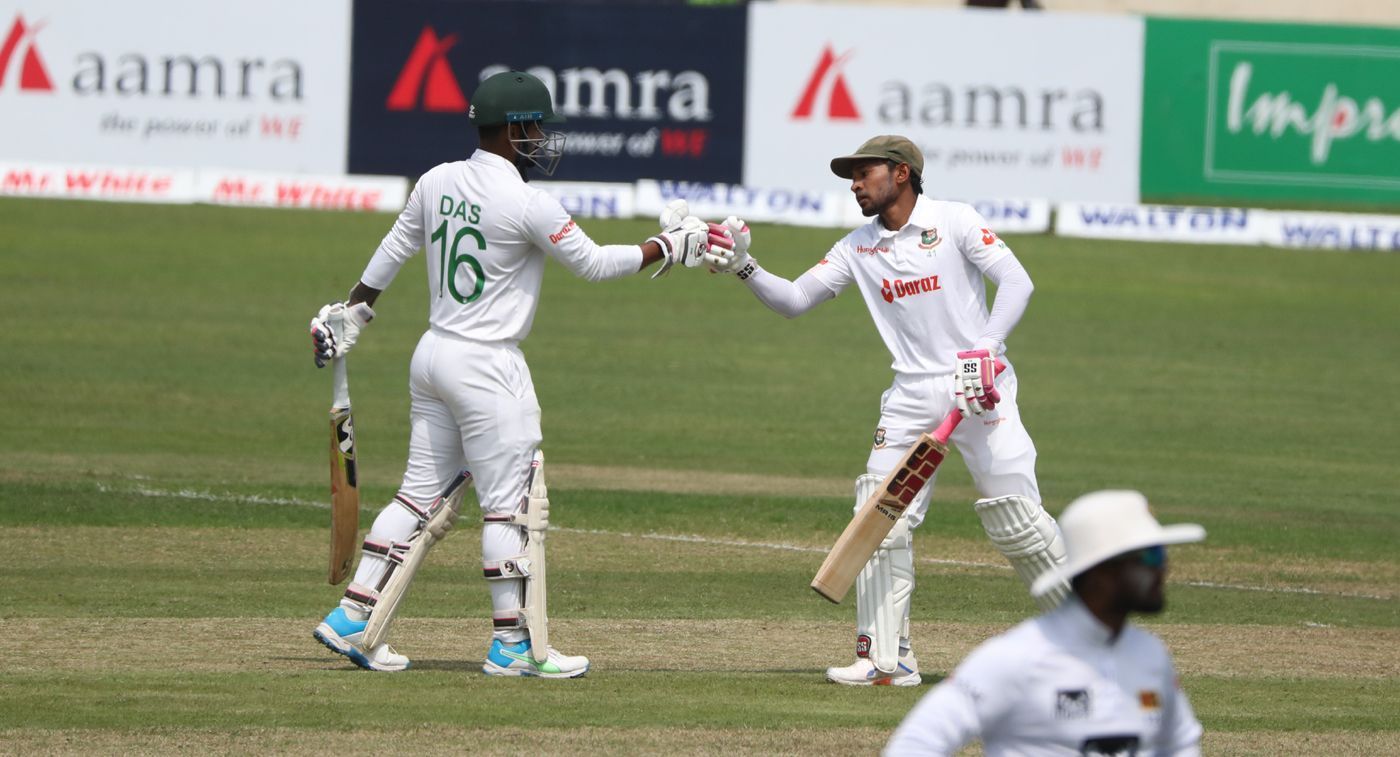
[307,70,712,677]
[703,135,1070,686]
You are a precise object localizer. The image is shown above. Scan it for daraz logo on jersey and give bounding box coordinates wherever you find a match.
[548,219,577,244]
[880,275,941,304]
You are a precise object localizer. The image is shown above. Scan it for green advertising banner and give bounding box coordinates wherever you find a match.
[1143,18,1400,206]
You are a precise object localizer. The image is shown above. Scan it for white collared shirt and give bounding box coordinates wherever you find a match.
[885,599,1203,757]
[804,196,1016,375]
[359,150,642,343]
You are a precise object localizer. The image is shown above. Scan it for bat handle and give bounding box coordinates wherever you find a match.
[328,307,350,407]
[934,359,1008,444]
[331,356,350,408]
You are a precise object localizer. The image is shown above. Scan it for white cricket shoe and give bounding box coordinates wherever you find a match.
[313,606,411,672]
[825,651,922,687]
[482,638,589,679]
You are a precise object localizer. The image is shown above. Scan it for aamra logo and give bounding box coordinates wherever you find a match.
[792,44,860,121]
[0,14,54,93]
[387,26,468,113]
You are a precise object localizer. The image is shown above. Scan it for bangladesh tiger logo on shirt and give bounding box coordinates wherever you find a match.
[919,227,941,250]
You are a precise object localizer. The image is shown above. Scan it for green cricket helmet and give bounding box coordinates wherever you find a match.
[468,70,565,126]
[469,70,566,176]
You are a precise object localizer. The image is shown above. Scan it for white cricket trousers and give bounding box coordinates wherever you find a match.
[347,328,541,641]
[866,363,1039,530]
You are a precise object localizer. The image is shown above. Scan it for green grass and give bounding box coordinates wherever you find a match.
[1,197,1397,752]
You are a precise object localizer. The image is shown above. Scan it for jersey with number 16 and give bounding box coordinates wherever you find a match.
[358,150,643,343]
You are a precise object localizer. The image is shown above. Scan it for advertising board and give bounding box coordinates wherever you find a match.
[744,5,1144,203]
[0,1,351,172]
[348,0,745,183]
[1142,18,1400,205]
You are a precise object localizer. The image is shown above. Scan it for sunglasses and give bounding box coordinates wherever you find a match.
[1127,545,1167,568]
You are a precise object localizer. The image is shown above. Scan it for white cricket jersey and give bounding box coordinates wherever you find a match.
[359,150,643,343]
[885,599,1203,757]
[805,196,1013,375]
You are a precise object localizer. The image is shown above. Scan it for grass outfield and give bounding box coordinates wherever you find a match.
[1,197,1397,754]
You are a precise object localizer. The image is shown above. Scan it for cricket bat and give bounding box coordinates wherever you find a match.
[810,362,1005,603]
[327,309,360,585]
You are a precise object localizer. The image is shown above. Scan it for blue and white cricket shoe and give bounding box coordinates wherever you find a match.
[825,651,922,687]
[313,606,410,672]
[482,638,589,679]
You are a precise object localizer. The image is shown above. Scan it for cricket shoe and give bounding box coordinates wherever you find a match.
[482,638,589,679]
[825,652,922,687]
[313,606,410,672]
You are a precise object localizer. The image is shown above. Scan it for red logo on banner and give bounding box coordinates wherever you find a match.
[791,44,860,121]
[0,15,54,92]
[386,26,468,112]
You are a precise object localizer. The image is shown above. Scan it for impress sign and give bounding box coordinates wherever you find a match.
[1142,18,1400,205]
[1208,43,1400,191]
[744,5,1144,203]
[0,1,350,173]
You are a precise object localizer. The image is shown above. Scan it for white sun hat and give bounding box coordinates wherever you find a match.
[1031,490,1206,598]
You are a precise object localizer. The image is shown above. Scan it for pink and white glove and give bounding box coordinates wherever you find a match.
[702,216,753,276]
[954,349,1001,417]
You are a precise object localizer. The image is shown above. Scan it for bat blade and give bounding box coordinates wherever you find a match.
[327,357,359,585]
[811,361,1006,603]
[810,433,949,603]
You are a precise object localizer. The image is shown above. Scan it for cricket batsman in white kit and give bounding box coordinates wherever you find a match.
[885,490,1205,756]
[703,135,1072,685]
[306,71,710,676]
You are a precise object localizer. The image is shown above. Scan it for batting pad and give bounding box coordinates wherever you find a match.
[855,475,914,673]
[975,495,1070,610]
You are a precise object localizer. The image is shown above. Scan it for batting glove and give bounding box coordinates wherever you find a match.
[310,301,375,367]
[954,349,1001,417]
[649,199,709,279]
[702,216,754,277]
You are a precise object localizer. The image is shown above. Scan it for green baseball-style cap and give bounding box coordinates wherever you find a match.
[468,70,565,126]
[830,135,924,179]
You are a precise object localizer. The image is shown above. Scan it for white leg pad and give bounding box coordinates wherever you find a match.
[974,495,1070,610]
[483,451,550,663]
[358,471,473,649]
[854,474,915,674]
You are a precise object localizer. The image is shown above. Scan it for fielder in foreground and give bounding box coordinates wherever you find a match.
[306,70,709,676]
[884,490,1205,756]
[704,135,1071,685]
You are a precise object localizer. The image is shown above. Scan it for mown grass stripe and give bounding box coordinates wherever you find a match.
[91,481,1394,602]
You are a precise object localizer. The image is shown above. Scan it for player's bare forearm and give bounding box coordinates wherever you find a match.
[348,282,382,308]
[639,241,666,271]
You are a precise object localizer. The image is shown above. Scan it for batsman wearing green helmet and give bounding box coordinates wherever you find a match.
[307,70,712,676]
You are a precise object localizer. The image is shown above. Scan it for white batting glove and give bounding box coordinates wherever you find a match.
[954,349,1001,417]
[310,301,375,367]
[649,199,709,279]
[702,216,754,277]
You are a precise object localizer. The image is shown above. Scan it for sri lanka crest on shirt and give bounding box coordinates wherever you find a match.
[1056,689,1091,719]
